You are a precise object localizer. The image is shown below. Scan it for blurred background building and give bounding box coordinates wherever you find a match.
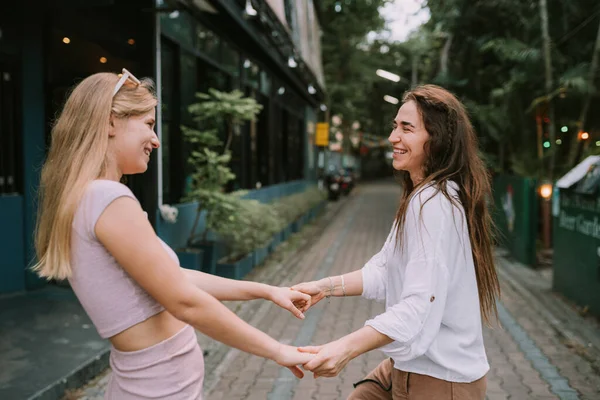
[0,0,326,294]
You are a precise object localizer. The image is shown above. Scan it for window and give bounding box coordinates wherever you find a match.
[283,0,301,46]
[0,59,21,195]
[283,0,295,31]
[161,10,195,51]
[160,38,179,204]
[243,59,260,90]
[222,41,240,77]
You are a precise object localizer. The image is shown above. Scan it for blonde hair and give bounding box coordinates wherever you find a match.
[32,72,158,280]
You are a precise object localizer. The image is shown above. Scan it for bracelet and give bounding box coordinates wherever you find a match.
[341,275,346,297]
[327,276,334,299]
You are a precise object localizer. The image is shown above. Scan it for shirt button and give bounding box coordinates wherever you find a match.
[430,295,435,302]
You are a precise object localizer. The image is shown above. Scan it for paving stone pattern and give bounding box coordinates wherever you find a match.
[67,181,600,400]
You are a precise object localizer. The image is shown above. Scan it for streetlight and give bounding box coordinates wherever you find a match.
[539,182,553,249]
[288,56,297,68]
[376,69,401,83]
[383,95,399,105]
[243,0,257,18]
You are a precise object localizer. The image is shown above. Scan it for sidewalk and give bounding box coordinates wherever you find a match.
[0,286,109,400]
[0,184,352,400]
[24,180,600,399]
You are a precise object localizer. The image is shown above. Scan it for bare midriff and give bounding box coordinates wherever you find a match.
[109,310,187,352]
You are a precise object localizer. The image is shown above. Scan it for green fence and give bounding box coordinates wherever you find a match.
[553,190,600,316]
[492,174,539,266]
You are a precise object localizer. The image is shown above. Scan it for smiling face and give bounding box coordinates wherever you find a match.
[388,100,430,184]
[107,109,159,177]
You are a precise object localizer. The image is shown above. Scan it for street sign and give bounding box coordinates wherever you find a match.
[316,122,329,147]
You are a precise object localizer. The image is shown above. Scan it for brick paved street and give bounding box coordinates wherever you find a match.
[68,181,600,400]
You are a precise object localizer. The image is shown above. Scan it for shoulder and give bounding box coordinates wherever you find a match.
[407,181,461,218]
[410,180,458,206]
[85,179,135,198]
[81,179,138,208]
[75,180,139,240]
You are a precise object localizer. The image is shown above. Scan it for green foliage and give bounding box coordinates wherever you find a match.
[398,0,600,177]
[188,89,263,128]
[320,0,395,134]
[207,194,280,262]
[214,187,326,263]
[183,89,262,247]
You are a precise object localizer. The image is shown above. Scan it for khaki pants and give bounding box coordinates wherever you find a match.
[348,359,486,400]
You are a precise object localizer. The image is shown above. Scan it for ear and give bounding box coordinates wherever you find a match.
[108,115,116,138]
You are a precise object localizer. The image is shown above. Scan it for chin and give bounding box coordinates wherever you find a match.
[123,164,148,175]
[392,160,406,171]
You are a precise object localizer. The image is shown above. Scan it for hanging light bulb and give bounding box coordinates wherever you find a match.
[308,84,316,94]
[244,0,257,18]
[288,56,297,68]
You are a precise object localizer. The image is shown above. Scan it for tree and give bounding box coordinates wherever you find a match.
[319,0,394,152]
[568,19,600,166]
[412,0,600,179]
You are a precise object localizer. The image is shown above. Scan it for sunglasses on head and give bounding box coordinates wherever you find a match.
[113,68,141,97]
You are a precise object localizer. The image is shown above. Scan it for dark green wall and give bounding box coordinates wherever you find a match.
[553,191,600,317]
[492,174,539,266]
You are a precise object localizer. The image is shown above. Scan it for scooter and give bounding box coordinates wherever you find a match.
[325,171,342,201]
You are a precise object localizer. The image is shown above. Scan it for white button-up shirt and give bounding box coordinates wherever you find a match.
[362,181,489,383]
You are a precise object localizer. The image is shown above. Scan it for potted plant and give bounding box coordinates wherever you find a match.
[212,195,282,278]
[181,89,263,274]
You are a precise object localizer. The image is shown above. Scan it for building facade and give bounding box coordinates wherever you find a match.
[0,0,325,294]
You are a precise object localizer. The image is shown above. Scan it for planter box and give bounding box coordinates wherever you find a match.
[176,248,204,271]
[268,232,282,253]
[190,242,219,275]
[216,253,254,280]
[253,246,269,267]
[291,219,301,233]
[281,225,292,241]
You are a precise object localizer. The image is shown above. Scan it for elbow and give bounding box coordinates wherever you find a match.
[170,302,197,325]
[165,286,206,325]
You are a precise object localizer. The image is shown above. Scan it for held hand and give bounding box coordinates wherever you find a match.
[269,287,312,319]
[290,281,328,312]
[274,344,315,379]
[299,340,354,378]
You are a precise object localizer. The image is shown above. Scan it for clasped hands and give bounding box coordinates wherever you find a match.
[269,280,354,379]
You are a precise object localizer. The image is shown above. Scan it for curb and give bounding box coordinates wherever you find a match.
[496,253,600,372]
[28,351,109,400]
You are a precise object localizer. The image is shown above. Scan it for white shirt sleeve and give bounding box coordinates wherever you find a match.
[365,189,451,361]
[361,228,393,302]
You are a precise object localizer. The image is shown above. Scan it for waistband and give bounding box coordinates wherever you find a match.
[110,324,198,369]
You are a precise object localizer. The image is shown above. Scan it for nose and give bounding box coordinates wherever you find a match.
[151,131,160,149]
[388,127,400,145]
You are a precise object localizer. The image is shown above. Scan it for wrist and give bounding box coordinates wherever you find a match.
[317,278,332,296]
[341,333,364,359]
[262,284,276,301]
[268,341,283,363]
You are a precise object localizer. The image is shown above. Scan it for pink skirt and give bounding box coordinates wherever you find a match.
[105,324,204,399]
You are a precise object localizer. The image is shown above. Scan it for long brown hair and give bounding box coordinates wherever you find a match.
[394,84,500,325]
[33,73,157,280]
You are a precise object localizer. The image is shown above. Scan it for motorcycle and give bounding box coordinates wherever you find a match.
[325,170,342,201]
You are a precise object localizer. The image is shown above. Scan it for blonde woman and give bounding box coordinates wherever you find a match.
[33,70,312,399]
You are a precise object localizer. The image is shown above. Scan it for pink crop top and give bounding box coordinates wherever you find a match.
[68,180,178,339]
